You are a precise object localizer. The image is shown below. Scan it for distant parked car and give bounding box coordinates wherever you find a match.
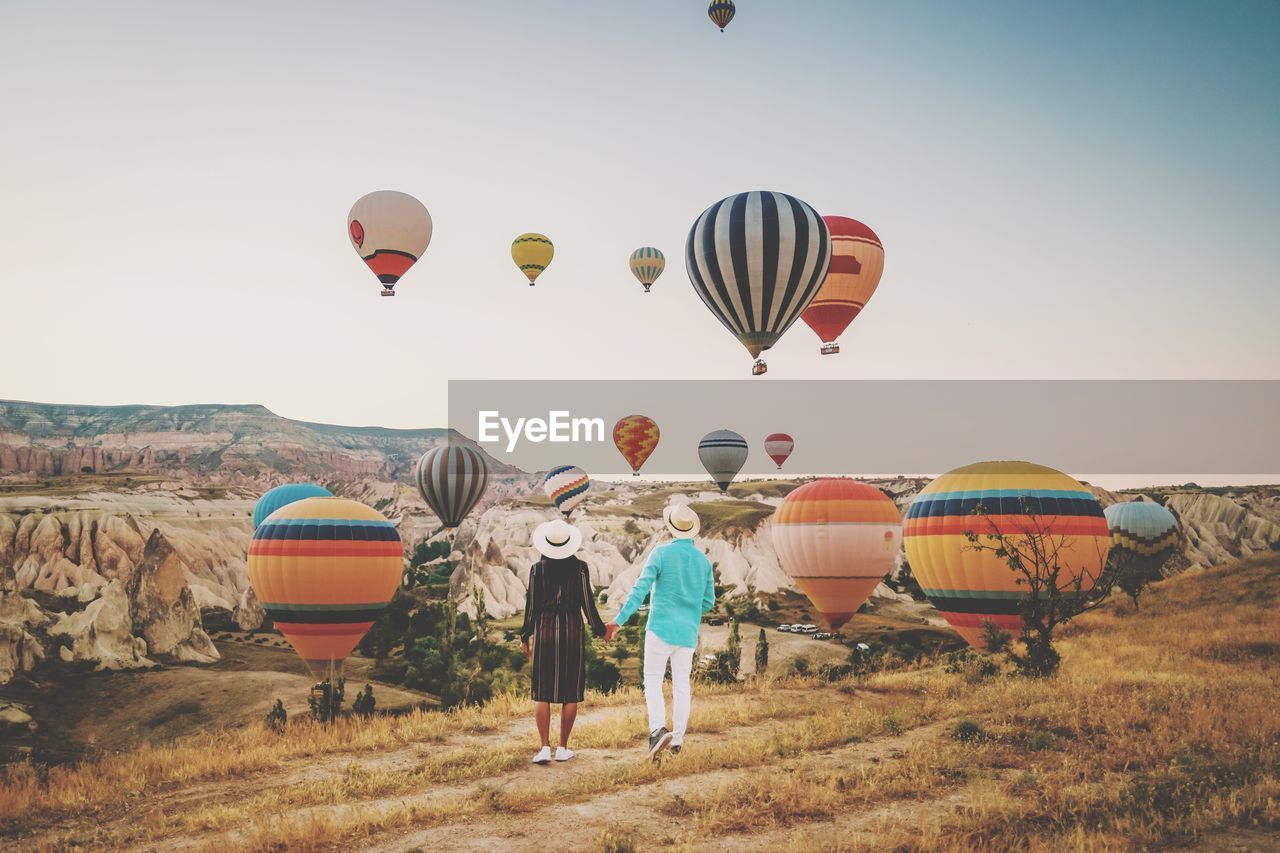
[704,615,726,625]
[832,632,846,641]
[778,624,792,632]
[813,632,832,641]
[797,624,818,634]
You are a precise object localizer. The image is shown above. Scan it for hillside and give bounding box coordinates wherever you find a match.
[2,554,1275,851]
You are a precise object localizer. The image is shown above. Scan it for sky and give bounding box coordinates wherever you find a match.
[1,0,1278,430]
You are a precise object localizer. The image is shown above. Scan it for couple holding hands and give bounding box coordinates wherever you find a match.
[518,503,715,764]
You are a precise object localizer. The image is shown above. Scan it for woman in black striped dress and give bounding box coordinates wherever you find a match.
[520,519,606,764]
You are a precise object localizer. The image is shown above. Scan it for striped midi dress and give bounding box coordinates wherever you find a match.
[519,556,606,704]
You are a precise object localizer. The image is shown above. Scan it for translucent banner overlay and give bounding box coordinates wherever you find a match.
[448,380,1280,478]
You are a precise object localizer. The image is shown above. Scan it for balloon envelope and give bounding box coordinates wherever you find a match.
[1104,500,1179,560]
[543,465,590,516]
[416,444,489,529]
[774,479,902,630]
[248,498,402,676]
[629,247,666,292]
[764,433,795,469]
[903,461,1110,650]
[698,429,748,493]
[708,0,735,30]
[614,415,660,474]
[802,216,884,354]
[512,233,554,285]
[253,483,333,530]
[685,190,831,374]
[347,191,433,295]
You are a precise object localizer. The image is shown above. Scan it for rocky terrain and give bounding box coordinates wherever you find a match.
[2,399,1278,698]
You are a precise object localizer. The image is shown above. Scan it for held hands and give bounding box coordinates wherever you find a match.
[604,622,620,643]
[520,638,531,658]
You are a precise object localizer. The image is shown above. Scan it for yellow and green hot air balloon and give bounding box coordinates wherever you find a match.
[248,497,402,676]
[512,233,554,285]
[629,247,665,292]
[903,461,1111,650]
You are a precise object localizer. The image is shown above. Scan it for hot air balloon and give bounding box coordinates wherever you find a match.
[416,444,489,530]
[686,191,831,375]
[698,429,748,493]
[764,433,794,469]
[1104,500,1179,562]
[773,479,902,629]
[708,0,735,31]
[253,483,333,530]
[903,461,1111,650]
[543,465,589,516]
[512,233,554,285]
[614,415,660,475]
[802,217,885,355]
[248,497,402,676]
[629,247,665,292]
[347,191,433,296]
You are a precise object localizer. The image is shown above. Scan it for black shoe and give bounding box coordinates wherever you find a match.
[670,744,681,755]
[647,727,673,761]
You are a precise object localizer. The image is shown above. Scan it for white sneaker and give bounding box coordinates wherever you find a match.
[555,747,575,762]
[531,746,552,764]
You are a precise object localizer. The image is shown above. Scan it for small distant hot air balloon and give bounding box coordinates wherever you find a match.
[253,483,333,530]
[708,0,735,31]
[763,433,794,470]
[629,247,666,293]
[248,498,402,676]
[347,191,433,296]
[544,465,590,516]
[512,233,554,285]
[802,217,884,355]
[1104,500,1179,562]
[416,444,489,530]
[773,479,902,630]
[698,429,748,493]
[614,415,660,475]
[903,461,1111,650]
[686,191,831,375]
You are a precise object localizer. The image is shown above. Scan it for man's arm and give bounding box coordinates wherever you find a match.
[701,556,716,614]
[612,549,662,628]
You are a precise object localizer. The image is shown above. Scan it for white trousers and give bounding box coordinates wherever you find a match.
[643,631,695,744]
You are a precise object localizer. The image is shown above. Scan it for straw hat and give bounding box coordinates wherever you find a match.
[531,518,583,559]
[662,504,701,539]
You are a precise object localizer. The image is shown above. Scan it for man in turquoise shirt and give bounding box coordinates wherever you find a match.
[606,503,716,759]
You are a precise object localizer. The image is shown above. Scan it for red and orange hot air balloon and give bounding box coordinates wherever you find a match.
[347,190,433,296]
[773,479,902,630]
[763,433,794,469]
[802,216,884,354]
[613,415,660,476]
[248,497,403,676]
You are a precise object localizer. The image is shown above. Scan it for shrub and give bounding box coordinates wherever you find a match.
[952,719,985,742]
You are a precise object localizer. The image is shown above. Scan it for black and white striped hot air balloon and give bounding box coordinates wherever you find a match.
[698,429,749,493]
[685,191,831,375]
[415,444,489,530]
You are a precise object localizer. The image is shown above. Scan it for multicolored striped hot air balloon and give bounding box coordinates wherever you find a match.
[248,498,402,676]
[1104,500,1179,560]
[613,415,660,475]
[773,479,902,630]
[903,461,1111,650]
[416,444,489,529]
[802,216,885,355]
[764,433,794,469]
[629,247,666,292]
[347,191,433,296]
[253,483,333,530]
[708,0,735,31]
[686,191,831,375]
[543,465,590,516]
[512,233,554,285]
[698,429,748,493]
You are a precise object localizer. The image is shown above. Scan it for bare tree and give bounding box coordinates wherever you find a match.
[964,499,1113,676]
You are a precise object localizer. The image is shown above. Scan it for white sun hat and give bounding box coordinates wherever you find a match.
[663,504,701,539]
[532,518,583,559]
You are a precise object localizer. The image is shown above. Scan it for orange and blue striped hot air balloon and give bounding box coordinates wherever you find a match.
[801,216,884,355]
[708,0,735,31]
[773,479,902,630]
[248,497,402,676]
[347,191,433,296]
[903,461,1111,650]
[543,465,590,516]
[613,415,660,475]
